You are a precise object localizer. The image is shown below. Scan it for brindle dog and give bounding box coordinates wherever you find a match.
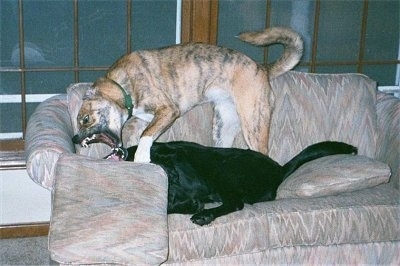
[72,27,303,162]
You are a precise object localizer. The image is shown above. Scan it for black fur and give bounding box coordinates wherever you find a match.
[125,141,357,226]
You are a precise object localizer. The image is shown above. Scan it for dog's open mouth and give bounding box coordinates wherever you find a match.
[74,132,118,149]
[73,133,128,161]
[103,147,129,161]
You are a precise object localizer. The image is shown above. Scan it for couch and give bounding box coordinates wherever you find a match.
[25,71,400,265]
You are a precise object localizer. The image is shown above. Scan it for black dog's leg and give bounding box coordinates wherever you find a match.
[190,200,244,226]
[168,198,204,214]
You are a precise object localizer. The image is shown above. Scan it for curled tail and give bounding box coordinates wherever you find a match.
[238,27,303,79]
[282,141,357,180]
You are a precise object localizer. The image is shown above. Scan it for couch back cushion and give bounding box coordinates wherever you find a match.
[268,71,377,164]
[67,71,378,162]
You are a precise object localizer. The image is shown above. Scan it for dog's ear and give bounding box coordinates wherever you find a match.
[84,87,99,99]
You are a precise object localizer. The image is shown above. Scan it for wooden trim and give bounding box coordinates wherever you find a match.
[0,140,26,169]
[357,0,369,73]
[0,139,25,151]
[0,223,49,239]
[181,0,218,44]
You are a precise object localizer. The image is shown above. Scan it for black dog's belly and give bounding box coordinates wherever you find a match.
[167,181,217,214]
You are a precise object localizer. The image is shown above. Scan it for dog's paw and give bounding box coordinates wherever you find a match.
[190,212,215,226]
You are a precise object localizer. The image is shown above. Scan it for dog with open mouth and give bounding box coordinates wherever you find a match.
[72,27,303,162]
[104,141,357,226]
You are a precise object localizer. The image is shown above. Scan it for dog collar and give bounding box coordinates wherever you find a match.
[108,78,133,119]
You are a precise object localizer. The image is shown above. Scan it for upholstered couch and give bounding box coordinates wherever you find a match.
[25,71,399,265]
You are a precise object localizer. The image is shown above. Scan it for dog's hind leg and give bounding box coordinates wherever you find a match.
[232,72,272,154]
[212,100,241,148]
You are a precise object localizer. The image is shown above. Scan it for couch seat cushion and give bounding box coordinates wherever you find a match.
[166,184,400,263]
[49,154,169,265]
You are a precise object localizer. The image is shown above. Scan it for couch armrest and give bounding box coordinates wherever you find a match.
[25,94,75,190]
[375,92,400,189]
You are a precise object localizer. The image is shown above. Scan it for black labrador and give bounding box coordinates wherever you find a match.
[108,141,356,226]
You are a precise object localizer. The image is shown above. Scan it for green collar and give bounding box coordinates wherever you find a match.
[108,78,133,119]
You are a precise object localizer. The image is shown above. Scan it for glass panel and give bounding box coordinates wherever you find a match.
[0,72,21,94]
[217,0,267,63]
[269,0,315,62]
[79,70,106,83]
[23,0,73,67]
[26,102,40,127]
[293,64,310,73]
[364,1,399,61]
[131,0,177,50]
[0,0,19,67]
[0,103,21,134]
[316,65,358,74]
[79,0,127,67]
[363,64,398,86]
[317,0,363,62]
[25,71,74,94]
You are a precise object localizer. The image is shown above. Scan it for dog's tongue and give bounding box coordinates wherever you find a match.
[103,147,128,161]
[104,152,122,161]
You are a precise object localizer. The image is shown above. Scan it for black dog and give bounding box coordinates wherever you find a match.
[111,141,356,226]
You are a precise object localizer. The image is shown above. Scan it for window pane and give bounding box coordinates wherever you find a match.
[0,103,21,134]
[26,102,40,128]
[317,0,363,62]
[217,0,267,63]
[269,0,315,62]
[0,0,19,67]
[316,65,357,74]
[364,1,399,61]
[78,0,127,67]
[79,71,106,83]
[25,72,74,94]
[363,64,398,86]
[0,72,21,94]
[131,0,177,50]
[23,0,73,67]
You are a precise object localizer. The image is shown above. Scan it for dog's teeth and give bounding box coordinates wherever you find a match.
[81,137,89,148]
[82,141,88,148]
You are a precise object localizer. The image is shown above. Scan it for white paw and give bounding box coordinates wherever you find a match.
[133,136,153,163]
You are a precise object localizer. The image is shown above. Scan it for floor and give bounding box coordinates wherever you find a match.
[0,236,56,265]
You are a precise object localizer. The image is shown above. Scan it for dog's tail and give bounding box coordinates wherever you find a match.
[237,27,303,79]
[281,141,357,180]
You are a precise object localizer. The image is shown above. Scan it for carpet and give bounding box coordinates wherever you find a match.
[0,236,56,265]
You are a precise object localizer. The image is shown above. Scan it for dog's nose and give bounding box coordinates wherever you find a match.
[72,135,80,144]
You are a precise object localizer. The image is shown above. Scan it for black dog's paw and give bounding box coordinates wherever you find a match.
[190,211,215,226]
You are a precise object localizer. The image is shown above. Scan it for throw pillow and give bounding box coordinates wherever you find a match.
[276,155,391,199]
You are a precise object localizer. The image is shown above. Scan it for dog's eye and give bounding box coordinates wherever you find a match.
[82,115,90,125]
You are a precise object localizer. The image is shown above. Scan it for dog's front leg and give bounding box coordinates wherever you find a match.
[134,136,153,163]
[190,200,244,226]
[133,105,180,163]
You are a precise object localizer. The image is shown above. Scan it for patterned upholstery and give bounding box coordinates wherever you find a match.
[49,155,168,265]
[268,72,377,164]
[165,184,399,264]
[276,154,391,199]
[25,71,400,264]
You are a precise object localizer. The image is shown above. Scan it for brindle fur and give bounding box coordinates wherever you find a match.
[73,27,303,162]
